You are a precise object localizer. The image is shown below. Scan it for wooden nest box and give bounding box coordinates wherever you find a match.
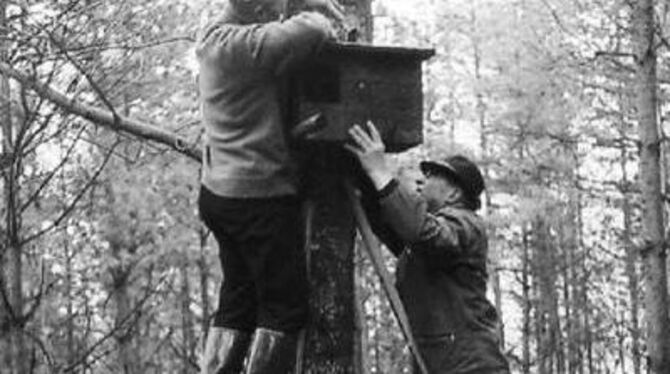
[291,42,435,153]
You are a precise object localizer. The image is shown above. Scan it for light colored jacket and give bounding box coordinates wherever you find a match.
[196,11,333,197]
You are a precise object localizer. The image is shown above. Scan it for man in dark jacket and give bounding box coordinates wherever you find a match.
[345,122,510,373]
[196,1,342,373]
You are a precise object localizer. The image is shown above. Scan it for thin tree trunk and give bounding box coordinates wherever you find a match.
[560,219,572,374]
[470,0,505,349]
[522,227,531,374]
[619,131,642,374]
[566,188,583,374]
[1,3,27,373]
[617,310,626,373]
[65,235,76,367]
[582,232,593,374]
[197,227,211,343]
[105,177,140,374]
[0,0,9,366]
[534,217,557,374]
[631,1,670,372]
[180,251,195,374]
[354,239,369,374]
[111,242,139,374]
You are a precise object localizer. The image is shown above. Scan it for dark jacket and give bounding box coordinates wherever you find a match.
[367,179,509,374]
[196,11,333,198]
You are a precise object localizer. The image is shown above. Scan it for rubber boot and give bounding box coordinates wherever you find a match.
[244,328,298,374]
[201,327,252,374]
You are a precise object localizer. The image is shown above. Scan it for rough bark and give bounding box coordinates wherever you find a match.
[631,1,670,372]
[300,149,357,373]
[291,1,372,372]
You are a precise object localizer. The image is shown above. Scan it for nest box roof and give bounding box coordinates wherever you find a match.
[320,42,436,61]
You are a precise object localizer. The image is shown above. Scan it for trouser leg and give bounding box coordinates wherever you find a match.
[199,187,308,373]
[199,186,257,331]
[252,197,308,333]
[199,187,257,373]
[240,197,307,373]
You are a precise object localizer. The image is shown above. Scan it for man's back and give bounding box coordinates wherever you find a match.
[196,12,332,198]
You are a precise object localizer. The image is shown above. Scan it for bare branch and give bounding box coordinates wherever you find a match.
[44,28,119,117]
[58,37,194,56]
[0,62,202,162]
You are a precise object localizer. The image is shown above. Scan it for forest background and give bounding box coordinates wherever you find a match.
[1,0,669,373]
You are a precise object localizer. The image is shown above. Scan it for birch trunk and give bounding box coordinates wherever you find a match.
[631,1,670,372]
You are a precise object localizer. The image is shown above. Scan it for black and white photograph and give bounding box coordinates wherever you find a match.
[0,0,669,373]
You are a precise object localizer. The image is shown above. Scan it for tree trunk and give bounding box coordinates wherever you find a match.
[1,3,28,373]
[582,246,593,374]
[180,251,195,374]
[290,1,371,372]
[197,227,211,344]
[470,0,505,349]
[631,1,670,372]
[104,176,140,374]
[110,241,140,374]
[0,0,8,363]
[301,149,357,373]
[560,217,572,374]
[64,236,77,367]
[619,129,642,374]
[354,238,369,374]
[521,227,531,374]
[565,190,583,374]
[533,216,562,374]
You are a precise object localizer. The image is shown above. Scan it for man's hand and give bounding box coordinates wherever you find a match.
[304,0,345,22]
[345,122,394,190]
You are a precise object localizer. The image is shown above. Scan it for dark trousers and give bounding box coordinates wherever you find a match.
[199,186,308,333]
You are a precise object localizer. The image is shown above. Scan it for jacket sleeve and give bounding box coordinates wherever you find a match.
[358,179,407,257]
[255,11,334,74]
[196,12,333,75]
[378,179,469,257]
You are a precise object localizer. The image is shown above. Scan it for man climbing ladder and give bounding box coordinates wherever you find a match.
[196,0,343,373]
